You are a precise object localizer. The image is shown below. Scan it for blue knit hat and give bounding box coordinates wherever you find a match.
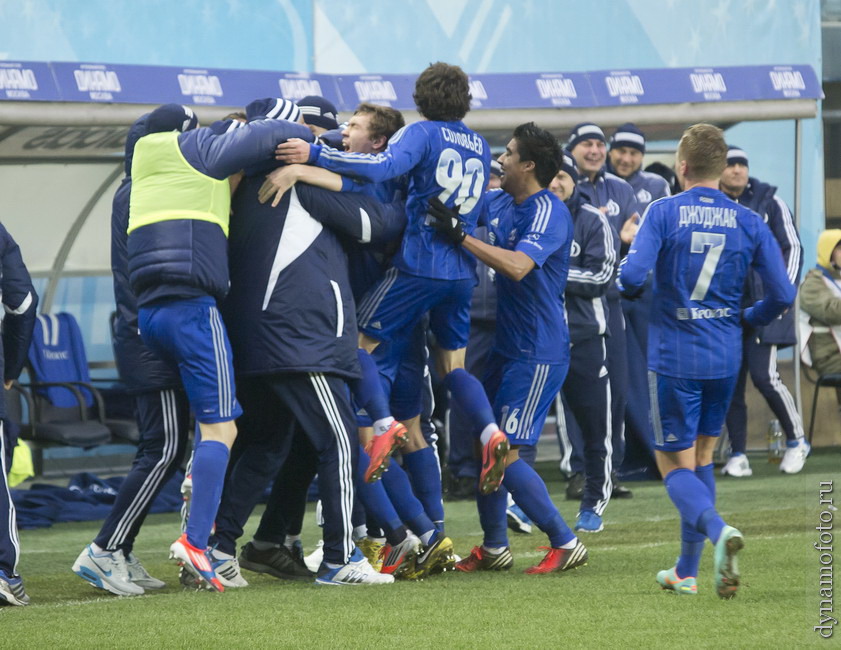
[726,145,749,167]
[560,149,579,183]
[246,97,302,123]
[568,122,605,150]
[146,103,198,134]
[297,95,339,131]
[610,122,646,153]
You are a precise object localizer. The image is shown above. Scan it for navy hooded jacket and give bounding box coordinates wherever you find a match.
[224,177,404,380]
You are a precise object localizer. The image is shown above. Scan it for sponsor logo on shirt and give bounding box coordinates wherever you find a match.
[636,188,652,205]
[44,350,70,360]
[604,199,620,217]
[676,307,734,320]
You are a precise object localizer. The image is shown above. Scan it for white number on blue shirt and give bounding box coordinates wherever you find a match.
[689,232,726,300]
[435,148,485,215]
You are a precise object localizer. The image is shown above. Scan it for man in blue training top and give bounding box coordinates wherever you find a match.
[619,123,795,599]
[127,100,314,591]
[0,223,37,606]
[430,122,588,575]
[277,62,511,572]
[547,151,618,534]
[568,122,639,499]
[719,146,806,477]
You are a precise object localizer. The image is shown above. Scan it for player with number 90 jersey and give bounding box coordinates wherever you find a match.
[311,119,491,280]
[619,186,795,380]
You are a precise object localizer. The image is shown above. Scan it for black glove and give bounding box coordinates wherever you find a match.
[427,197,466,245]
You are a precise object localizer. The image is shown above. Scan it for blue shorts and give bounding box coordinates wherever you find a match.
[138,297,241,424]
[356,268,473,351]
[355,322,428,426]
[649,371,737,452]
[483,352,567,447]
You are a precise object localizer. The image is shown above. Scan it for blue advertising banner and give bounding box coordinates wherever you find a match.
[468,73,595,109]
[333,74,417,110]
[0,61,61,101]
[588,64,822,107]
[4,62,822,110]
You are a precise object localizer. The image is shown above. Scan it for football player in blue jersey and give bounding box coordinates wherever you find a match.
[277,63,510,574]
[619,124,795,598]
[431,123,589,575]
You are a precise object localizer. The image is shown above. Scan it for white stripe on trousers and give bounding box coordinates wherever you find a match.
[0,422,20,574]
[554,392,574,475]
[309,373,355,563]
[765,345,804,439]
[594,351,614,516]
[517,364,549,440]
[648,370,664,447]
[209,307,233,419]
[106,390,180,550]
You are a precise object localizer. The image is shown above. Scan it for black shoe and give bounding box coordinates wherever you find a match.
[565,472,584,501]
[611,472,633,499]
[239,541,314,581]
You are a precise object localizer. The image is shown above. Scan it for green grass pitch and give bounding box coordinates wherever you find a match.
[3,450,836,648]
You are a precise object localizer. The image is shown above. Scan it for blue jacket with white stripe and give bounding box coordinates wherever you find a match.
[0,224,37,418]
[732,177,802,346]
[564,188,619,345]
[223,177,404,380]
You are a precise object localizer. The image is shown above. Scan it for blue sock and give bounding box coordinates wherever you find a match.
[477,486,509,548]
[350,349,391,421]
[356,447,403,534]
[402,447,445,527]
[503,459,574,547]
[381,460,436,538]
[444,369,496,437]
[186,440,230,549]
[664,468,726,545]
[695,463,716,504]
[676,519,705,578]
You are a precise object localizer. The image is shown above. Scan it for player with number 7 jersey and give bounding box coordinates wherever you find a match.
[619,186,794,381]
